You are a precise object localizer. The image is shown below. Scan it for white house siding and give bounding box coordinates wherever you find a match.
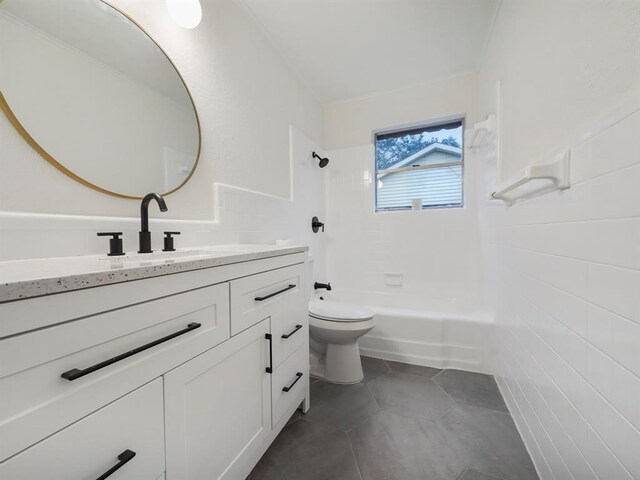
[377,150,462,210]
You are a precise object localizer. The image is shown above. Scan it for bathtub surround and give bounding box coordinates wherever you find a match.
[477,1,640,479]
[321,73,491,373]
[479,103,640,480]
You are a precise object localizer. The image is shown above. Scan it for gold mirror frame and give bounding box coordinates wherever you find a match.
[0,0,201,200]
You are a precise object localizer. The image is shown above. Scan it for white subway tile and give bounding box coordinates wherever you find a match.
[587,263,640,323]
[575,111,640,184]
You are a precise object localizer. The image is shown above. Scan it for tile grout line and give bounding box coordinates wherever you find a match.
[504,243,640,273]
[345,429,365,480]
[433,402,457,423]
[456,468,470,480]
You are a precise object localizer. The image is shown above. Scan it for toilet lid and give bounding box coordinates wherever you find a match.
[309,299,374,322]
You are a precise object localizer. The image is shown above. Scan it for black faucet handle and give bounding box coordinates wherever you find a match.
[163,231,180,252]
[312,216,325,233]
[97,232,125,256]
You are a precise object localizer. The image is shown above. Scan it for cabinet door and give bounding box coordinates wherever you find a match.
[164,319,271,480]
[0,379,164,480]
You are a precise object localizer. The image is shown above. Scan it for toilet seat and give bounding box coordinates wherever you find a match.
[309,299,374,323]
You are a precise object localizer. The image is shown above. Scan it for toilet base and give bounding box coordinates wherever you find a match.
[310,341,364,384]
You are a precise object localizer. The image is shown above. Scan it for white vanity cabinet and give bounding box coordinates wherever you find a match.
[0,250,310,480]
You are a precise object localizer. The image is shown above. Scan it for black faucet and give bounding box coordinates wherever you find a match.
[139,193,168,253]
[314,282,332,291]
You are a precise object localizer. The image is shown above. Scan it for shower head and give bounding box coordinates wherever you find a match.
[312,151,329,168]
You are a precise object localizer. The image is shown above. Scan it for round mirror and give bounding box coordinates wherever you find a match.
[0,0,201,199]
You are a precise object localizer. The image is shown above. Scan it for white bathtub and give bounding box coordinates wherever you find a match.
[322,291,495,374]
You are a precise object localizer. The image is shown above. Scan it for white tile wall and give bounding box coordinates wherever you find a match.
[481,108,640,479]
[324,143,487,312]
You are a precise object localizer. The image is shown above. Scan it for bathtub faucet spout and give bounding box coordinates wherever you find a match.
[314,282,332,291]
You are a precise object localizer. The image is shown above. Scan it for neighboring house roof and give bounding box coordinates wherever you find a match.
[378,143,461,179]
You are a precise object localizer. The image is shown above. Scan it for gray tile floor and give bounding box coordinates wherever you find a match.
[250,357,538,480]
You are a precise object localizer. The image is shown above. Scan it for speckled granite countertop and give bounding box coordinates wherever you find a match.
[0,244,308,303]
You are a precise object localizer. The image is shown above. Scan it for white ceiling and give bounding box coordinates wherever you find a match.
[241,0,500,103]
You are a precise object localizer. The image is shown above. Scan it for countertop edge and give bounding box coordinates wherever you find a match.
[0,246,308,304]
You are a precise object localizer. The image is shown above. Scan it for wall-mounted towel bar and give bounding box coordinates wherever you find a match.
[491,150,570,205]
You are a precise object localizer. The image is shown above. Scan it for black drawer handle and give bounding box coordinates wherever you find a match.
[281,324,303,339]
[96,449,136,480]
[61,323,202,381]
[255,284,296,302]
[265,333,273,374]
[282,372,303,392]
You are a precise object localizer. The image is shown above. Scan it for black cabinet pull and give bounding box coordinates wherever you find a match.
[61,323,202,381]
[255,284,296,302]
[96,449,136,480]
[282,372,303,392]
[265,333,273,374]
[281,324,303,339]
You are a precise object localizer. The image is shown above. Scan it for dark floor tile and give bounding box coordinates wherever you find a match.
[436,405,538,480]
[349,411,467,480]
[433,370,509,413]
[458,468,507,480]
[306,381,380,431]
[367,371,454,421]
[310,379,349,405]
[251,420,362,480]
[360,356,390,382]
[386,359,442,378]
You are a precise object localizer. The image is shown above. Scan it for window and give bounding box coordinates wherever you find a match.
[375,119,464,211]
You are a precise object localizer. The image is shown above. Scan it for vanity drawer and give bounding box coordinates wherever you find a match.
[0,378,165,480]
[0,282,230,461]
[271,344,309,427]
[230,264,304,336]
[270,293,308,369]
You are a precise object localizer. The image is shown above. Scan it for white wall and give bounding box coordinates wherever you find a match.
[323,73,478,150]
[0,0,321,219]
[322,73,487,313]
[477,1,640,479]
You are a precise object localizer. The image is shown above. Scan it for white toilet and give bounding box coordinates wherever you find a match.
[308,299,375,384]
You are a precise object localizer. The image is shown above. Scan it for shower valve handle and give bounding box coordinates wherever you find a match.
[312,216,325,233]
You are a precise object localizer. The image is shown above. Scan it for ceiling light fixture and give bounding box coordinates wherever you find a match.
[166,0,202,29]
